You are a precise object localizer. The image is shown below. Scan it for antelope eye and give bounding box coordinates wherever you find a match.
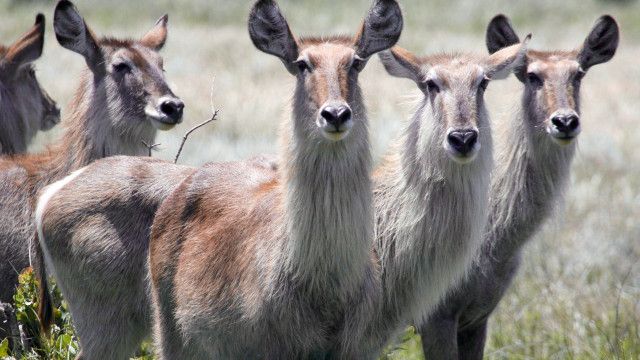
[352,57,366,72]
[479,77,490,91]
[574,70,586,82]
[527,72,543,87]
[112,62,132,73]
[425,79,440,93]
[295,60,311,74]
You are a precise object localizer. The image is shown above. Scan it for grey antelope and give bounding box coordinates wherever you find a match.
[0,14,60,155]
[418,15,619,360]
[37,0,402,358]
[0,0,183,307]
[350,35,529,356]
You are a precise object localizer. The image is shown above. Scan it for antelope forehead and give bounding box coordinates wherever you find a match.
[302,44,355,67]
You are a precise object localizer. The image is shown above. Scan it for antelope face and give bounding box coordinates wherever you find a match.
[525,53,584,145]
[379,41,528,164]
[0,14,60,132]
[423,61,488,164]
[295,41,364,141]
[100,37,184,131]
[249,0,403,143]
[486,14,619,146]
[54,1,183,132]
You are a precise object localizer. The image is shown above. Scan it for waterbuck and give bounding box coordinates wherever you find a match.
[418,15,619,359]
[0,0,183,305]
[147,0,401,357]
[347,37,529,356]
[0,14,60,155]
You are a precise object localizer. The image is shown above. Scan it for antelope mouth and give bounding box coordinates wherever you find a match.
[547,128,580,146]
[445,147,480,165]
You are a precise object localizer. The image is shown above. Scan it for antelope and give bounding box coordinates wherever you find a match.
[37,0,401,358]
[0,0,183,306]
[0,14,60,155]
[344,38,530,356]
[148,0,401,357]
[418,15,619,359]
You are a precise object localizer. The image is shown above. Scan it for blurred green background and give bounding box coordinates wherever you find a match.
[1,0,639,358]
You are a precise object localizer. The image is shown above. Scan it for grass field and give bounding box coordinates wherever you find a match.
[1,0,639,358]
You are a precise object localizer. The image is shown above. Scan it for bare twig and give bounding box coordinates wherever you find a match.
[174,76,219,164]
[141,140,161,157]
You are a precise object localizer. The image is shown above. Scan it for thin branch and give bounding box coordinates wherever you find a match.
[174,76,219,164]
[173,109,219,164]
[141,140,161,157]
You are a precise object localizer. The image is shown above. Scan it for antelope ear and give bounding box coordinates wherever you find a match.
[141,14,168,51]
[3,14,45,73]
[578,15,619,70]
[485,14,520,54]
[378,46,423,84]
[54,0,104,75]
[485,34,530,80]
[248,0,299,74]
[354,0,403,60]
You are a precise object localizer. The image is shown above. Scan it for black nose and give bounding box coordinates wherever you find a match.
[447,129,478,155]
[159,99,184,122]
[320,105,352,129]
[551,114,580,134]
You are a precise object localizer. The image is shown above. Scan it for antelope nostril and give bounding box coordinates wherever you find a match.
[551,114,579,134]
[159,99,184,121]
[321,105,351,129]
[447,130,478,154]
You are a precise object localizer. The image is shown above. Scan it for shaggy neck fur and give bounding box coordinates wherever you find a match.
[42,71,155,183]
[482,92,576,266]
[373,96,493,335]
[276,81,374,298]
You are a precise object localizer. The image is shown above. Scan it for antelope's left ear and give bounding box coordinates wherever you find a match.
[485,34,530,80]
[3,14,45,72]
[141,14,169,51]
[354,0,403,60]
[578,15,619,70]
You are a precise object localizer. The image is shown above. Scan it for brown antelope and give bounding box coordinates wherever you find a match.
[353,38,529,356]
[418,15,619,359]
[37,0,401,358]
[148,0,401,357]
[0,14,60,155]
[0,0,183,307]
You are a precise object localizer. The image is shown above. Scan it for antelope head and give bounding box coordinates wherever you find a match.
[54,0,184,132]
[379,40,528,164]
[249,0,403,142]
[486,14,619,146]
[0,14,60,132]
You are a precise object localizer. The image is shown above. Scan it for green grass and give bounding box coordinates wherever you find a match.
[1,0,639,358]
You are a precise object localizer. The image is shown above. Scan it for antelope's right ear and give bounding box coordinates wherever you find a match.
[3,14,45,73]
[485,14,520,54]
[248,0,299,74]
[54,0,103,75]
[378,46,423,84]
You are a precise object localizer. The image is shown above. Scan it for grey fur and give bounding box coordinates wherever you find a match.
[418,15,619,359]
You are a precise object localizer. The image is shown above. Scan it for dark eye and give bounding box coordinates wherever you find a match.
[112,62,132,73]
[479,77,490,92]
[574,70,586,83]
[527,72,543,87]
[295,60,311,74]
[425,79,440,93]
[352,57,366,72]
